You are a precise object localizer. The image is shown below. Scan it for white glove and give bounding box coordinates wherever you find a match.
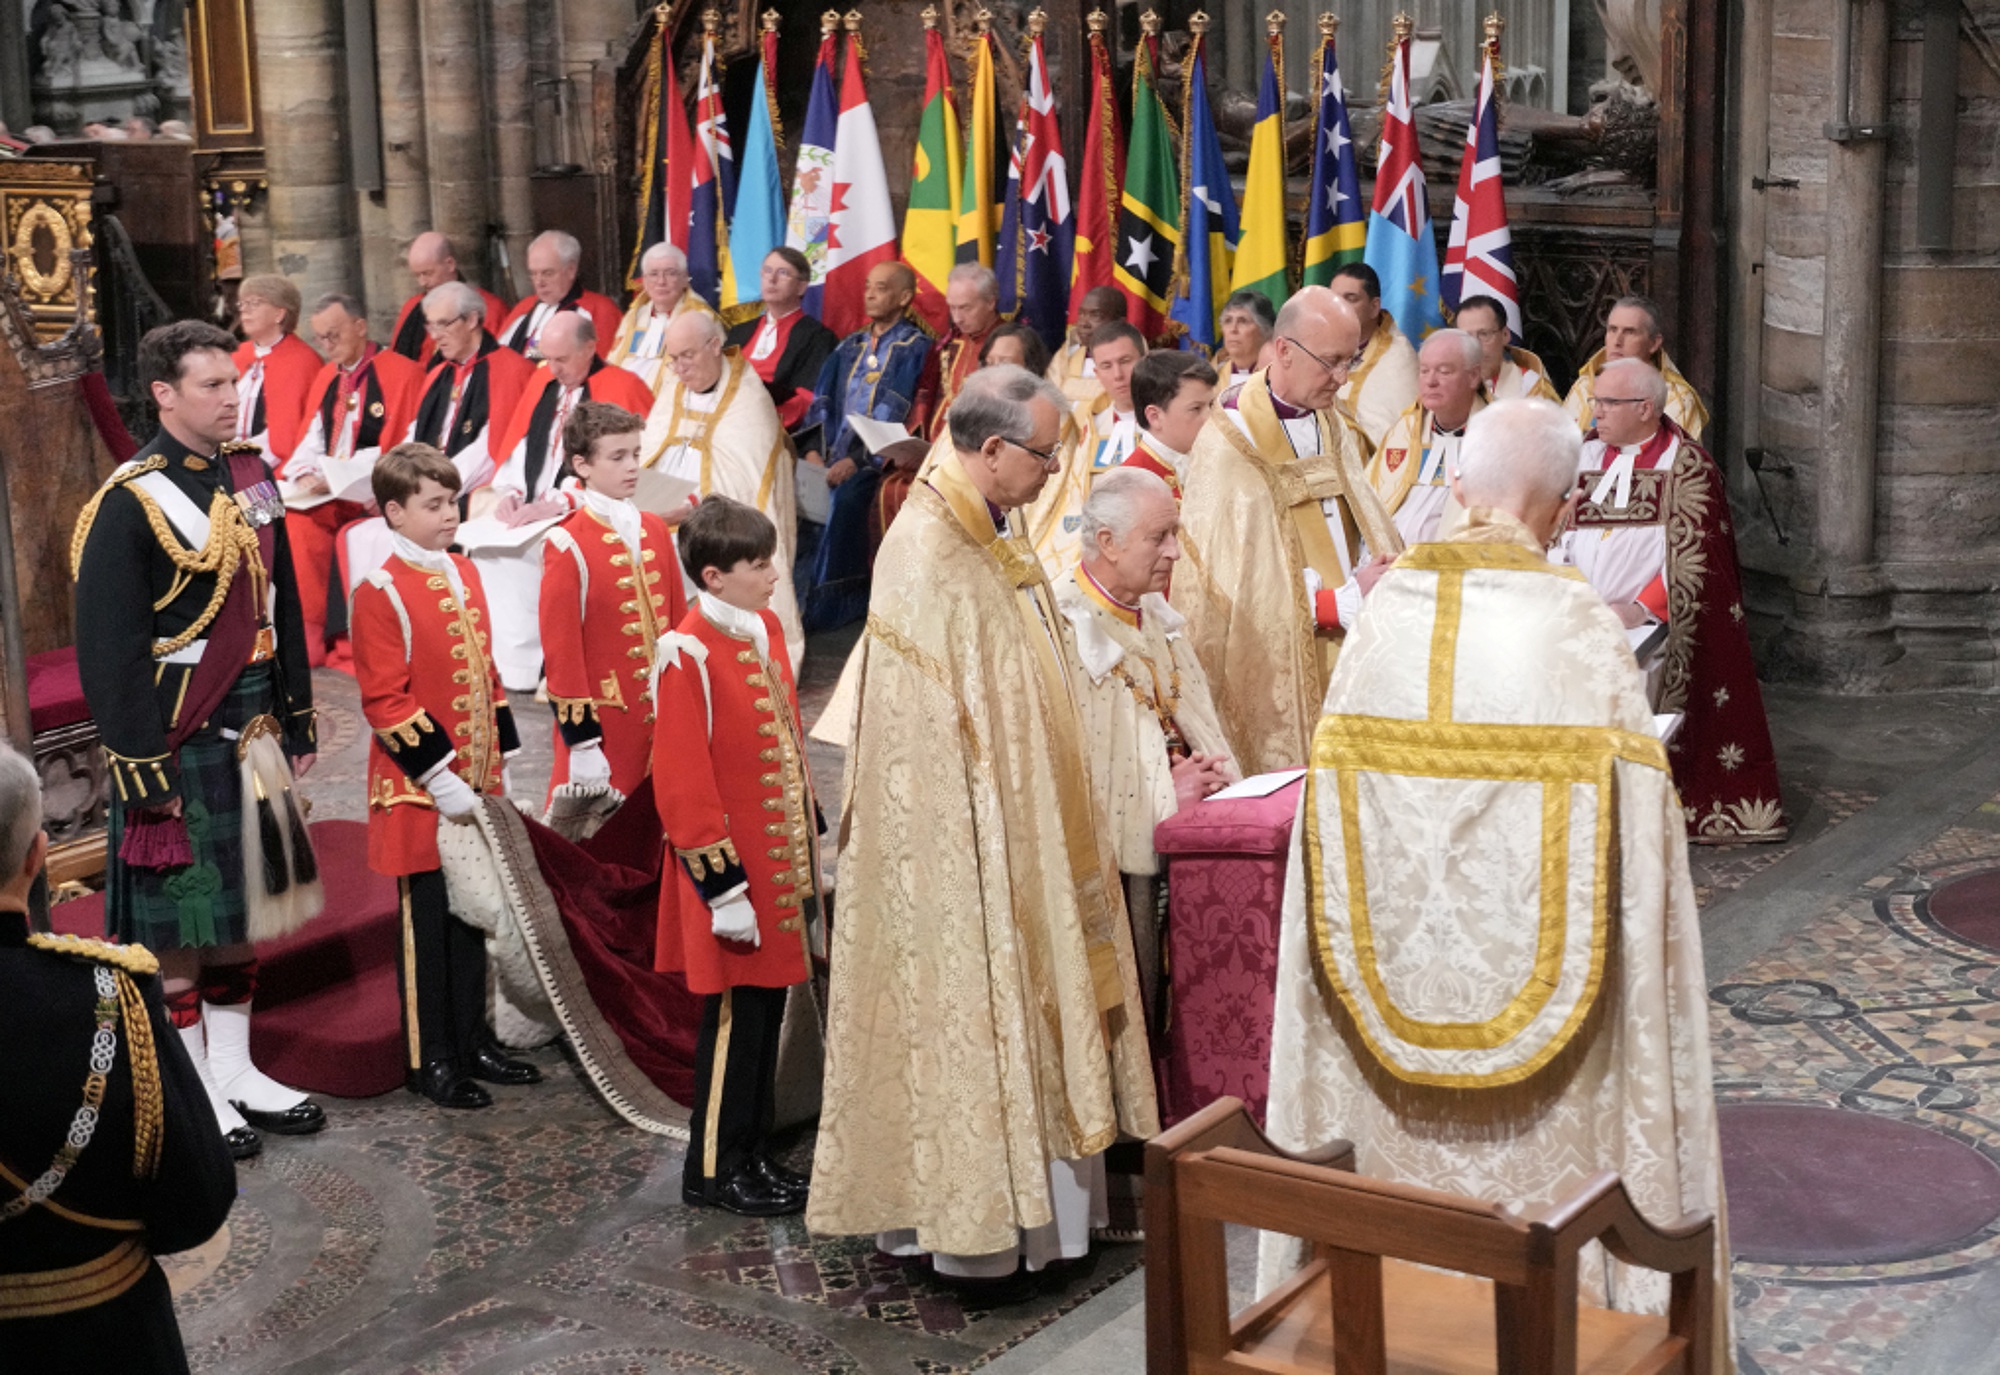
[710,891,760,947]
[502,761,516,797]
[427,768,479,823]
[566,741,612,786]
[1302,567,1323,599]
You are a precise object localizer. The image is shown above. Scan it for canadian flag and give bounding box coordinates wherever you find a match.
[820,40,898,338]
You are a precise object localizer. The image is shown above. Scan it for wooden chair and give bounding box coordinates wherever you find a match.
[1144,1098,1716,1375]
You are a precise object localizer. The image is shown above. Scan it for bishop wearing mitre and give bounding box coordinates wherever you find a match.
[1171,287,1401,776]
[1260,399,1729,1368]
[638,310,803,668]
[810,366,1158,1279]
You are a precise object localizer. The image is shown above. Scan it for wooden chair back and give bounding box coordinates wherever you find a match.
[1143,1098,1716,1375]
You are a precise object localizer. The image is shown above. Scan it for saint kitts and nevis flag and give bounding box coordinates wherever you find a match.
[784,23,841,319]
[1364,30,1446,341]
[1114,29,1179,343]
[995,28,1073,351]
[1229,28,1289,313]
[1068,19,1122,323]
[1442,40,1522,337]
[819,29,897,337]
[1300,23,1366,287]
[956,28,1004,268]
[901,21,962,333]
[1168,27,1237,348]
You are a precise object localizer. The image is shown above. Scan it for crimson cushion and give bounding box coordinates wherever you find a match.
[27,649,89,733]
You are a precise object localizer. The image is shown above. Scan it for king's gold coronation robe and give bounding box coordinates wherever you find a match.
[1260,511,1729,1368]
[1171,372,1400,776]
[808,454,1158,1259]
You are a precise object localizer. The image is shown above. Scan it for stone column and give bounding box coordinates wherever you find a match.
[560,0,638,71]
[486,0,537,301]
[374,0,431,328]
[419,0,494,286]
[255,0,360,302]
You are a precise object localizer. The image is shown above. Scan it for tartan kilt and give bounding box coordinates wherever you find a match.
[105,663,279,950]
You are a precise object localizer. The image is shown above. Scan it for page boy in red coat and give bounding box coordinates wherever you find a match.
[653,497,819,1218]
[538,402,688,804]
[350,443,544,1110]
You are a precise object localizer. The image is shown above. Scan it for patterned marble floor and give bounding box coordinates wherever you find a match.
[166,658,2000,1374]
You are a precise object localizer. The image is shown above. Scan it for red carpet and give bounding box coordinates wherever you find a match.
[52,819,407,1098]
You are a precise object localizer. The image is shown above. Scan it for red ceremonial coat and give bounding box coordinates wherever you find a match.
[539,505,687,796]
[909,322,995,441]
[497,288,624,360]
[1571,419,1786,843]
[1123,437,1183,501]
[652,604,816,995]
[390,283,506,365]
[233,333,323,464]
[491,360,657,490]
[352,553,518,876]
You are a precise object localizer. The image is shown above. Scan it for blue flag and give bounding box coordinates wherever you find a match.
[1300,30,1366,286]
[1363,36,1445,342]
[1168,34,1238,349]
[784,30,841,321]
[995,33,1073,352]
[727,49,785,315]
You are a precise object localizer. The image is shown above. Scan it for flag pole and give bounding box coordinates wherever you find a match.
[1173,11,1206,292]
[760,10,784,148]
[1266,9,1288,294]
[1296,10,1339,283]
[1379,12,1412,105]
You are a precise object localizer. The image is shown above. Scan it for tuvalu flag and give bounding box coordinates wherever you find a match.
[1363,28,1445,342]
[1068,15,1122,322]
[901,18,962,333]
[995,26,1072,351]
[956,27,1003,267]
[821,25,898,338]
[1114,26,1178,343]
[785,20,841,320]
[1169,23,1237,348]
[1442,38,1521,336]
[1301,18,1367,286]
[1229,24,1288,312]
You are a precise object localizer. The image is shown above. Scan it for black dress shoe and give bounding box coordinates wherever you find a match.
[234,1099,327,1135]
[750,1154,809,1197]
[407,1060,493,1110]
[681,1167,805,1217]
[223,1125,263,1160]
[468,1044,543,1086]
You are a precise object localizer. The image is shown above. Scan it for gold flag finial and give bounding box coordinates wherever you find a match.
[761,8,780,32]
[1086,8,1108,34]
[973,6,992,33]
[653,2,670,21]
[819,9,840,35]
[1266,8,1286,35]
[920,4,938,27]
[1188,10,1210,36]
[1027,7,1048,36]
[843,8,862,33]
[701,6,719,34]
[1318,11,1340,38]
[1140,9,1161,37]
[1483,11,1505,54]
[1391,12,1414,42]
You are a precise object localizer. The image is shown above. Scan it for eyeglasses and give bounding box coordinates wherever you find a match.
[761,265,804,282]
[425,315,475,332]
[668,345,717,366]
[1464,326,1507,342]
[1284,335,1364,375]
[1003,435,1061,467]
[1591,396,1649,409]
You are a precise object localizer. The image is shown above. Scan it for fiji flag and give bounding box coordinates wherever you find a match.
[1442,44,1520,335]
[784,25,841,319]
[995,29,1072,351]
[1168,30,1237,348]
[1300,21,1366,287]
[1363,33,1445,341]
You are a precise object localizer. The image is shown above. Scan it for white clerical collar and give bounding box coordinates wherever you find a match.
[252,340,276,359]
[697,590,769,657]
[393,532,466,599]
[581,487,642,547]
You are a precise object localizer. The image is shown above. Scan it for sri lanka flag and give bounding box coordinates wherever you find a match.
[821,31,897,337]
[996,29,1072,351]
[956,29,1003,267]
[1300,23,1366,287]
[1115,30,1178,342]
[727,26,785,319]
[689,22,732,307]
[1228,29,1287,311]
[1363,32,1445,341]
[1442,44,1521,335]
[901,22,962,333]
[784,25,841,319]
[1068,19,1121,322]
[1168,31,1237,348]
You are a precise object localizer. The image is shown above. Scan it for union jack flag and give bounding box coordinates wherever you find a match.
[1442,45,1520,335]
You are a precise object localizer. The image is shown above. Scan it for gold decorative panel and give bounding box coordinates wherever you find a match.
[0,162,95,344]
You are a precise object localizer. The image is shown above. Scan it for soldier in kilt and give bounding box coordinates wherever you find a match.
[73,320,328,1159]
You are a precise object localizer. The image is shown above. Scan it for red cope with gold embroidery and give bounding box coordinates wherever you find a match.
[539,506,688,796]
[352,554,513,876]
[651,607,815,995]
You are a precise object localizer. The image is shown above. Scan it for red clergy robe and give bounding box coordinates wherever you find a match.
[497,286,623,360]
[725,308,838,431]
[390,281,506,365]
[232,333,322,464]
[492,359,656,499]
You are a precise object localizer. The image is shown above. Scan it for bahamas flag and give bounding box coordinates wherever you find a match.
[901,20,961,332]
[1168,30,1236,348]
[1363,32,1445,341]
[726,28,785,318]
[1229,29,1287,311]
[1300,21,1365,287]
[1114,29,1178,342]
[956,29,1003,267]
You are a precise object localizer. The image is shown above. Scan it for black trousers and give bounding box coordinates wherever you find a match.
[685,984,788,1190]
[397,870,489,1072]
